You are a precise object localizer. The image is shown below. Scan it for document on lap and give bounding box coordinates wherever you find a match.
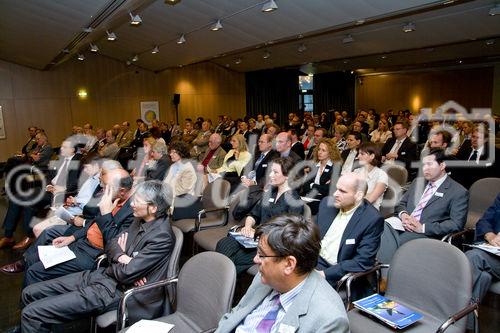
[385,217,405,231]
[465,243,500,256]
[38,245,76,269]
[229,231,258,248]
[51,206,75,223]
[127,319,174,333]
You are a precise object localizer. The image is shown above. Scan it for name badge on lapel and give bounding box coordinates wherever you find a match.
[324,168,330,172]
[434,192,444,197]
[262,164,267,168]
[132,251,139,257]
[401,152,406,155]
[346,239,356,245]
[278,323,297,333]
[268,198,275,203]
[212,155,217,159]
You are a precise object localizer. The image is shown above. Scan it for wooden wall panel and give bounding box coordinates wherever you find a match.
[0,58,245,161]
[356,67,494,114]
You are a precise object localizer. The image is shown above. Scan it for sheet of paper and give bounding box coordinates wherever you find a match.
[466,243,500,256]
[127,319,174,333]
[53,206,75,223]
[38,245,76,269]
[385,217,405,231]
[207,172,221,183]
[300,196,320,203]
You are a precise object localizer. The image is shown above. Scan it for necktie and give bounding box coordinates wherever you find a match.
[54,158,70,186]
[392,140,402,153]
[469,150,478,163]
[255,153,265,169]
[256,294,281,333]
[411,183,435,221]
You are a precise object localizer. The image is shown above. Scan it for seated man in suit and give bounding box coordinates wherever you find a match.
[196,133,227,174]
[315,172,384,294]
[241,133,279,189]
[275,132,302,164]
[465,193,500,307]
[378,148,469,264]
[215,214,349,333]
[19,180,175,333]
[288,128,305,160]
[0,168,135,287]
[340,131,362,175]
[381,120,418,179]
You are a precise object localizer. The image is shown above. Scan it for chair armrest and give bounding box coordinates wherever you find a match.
[337,265,384,310]
[194,206,230,232]
[441,229,475,245]
[96,254,107,268]
[436,302,478,333]
[116,277,178,332]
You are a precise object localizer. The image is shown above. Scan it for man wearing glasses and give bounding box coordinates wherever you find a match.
[216,214,349,333]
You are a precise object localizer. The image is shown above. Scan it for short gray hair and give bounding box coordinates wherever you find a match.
[134,180,173,218]
[152,141,168,155]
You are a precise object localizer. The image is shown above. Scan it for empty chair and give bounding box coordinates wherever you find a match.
[347,239,478,333]
[94,226,184,331]
[120,252,237,333]
[172,178,231,233]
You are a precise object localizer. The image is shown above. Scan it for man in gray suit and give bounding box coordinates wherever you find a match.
[379,148,469,263]
[215,214,349,333]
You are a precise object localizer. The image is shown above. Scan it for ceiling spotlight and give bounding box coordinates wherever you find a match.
[151,46,160,54]
[132,55,139,62]
[402,22,416,33]
[164,0,181,5]
[211,19,223,31]
[489,4,500,16]
[458,60,463,64]
[263,51,271,59]
[62,49,70,54]
[83,27,93,33]
[486,39,495,46]
[262,0,278,12]
[90,43,99,52]
[77,54,85,61]
[129,12,142,26]
[298,43,307,53]
[106,31,117,41]
[342,34,354,44]
[126,60,131,66]
[308,73,314,77]
[235,58,242,65]
[177,34,186,44]
[355,19,365,25]
[381,55,387,59]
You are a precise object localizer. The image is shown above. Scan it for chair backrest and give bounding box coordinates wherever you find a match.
[176,252,236,331]
[386,239,472,329]
[466,178,500,229]
[383,164,408,187]
[203,178,231,209]
[303,203,312,222]
[165,226,184,304]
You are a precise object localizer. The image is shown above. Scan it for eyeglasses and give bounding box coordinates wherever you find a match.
[256,251,285,259]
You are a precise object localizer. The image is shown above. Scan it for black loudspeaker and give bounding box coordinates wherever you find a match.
[173,93,180,105]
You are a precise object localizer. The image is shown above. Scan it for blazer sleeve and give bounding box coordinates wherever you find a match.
[475,194,500,240]
[174,163,196,196]
[323,215,384,282]
[424,185,469,237]
[95,208,135,243]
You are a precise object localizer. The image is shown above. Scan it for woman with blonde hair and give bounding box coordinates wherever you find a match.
[207,134,251,192]
[370,119,392,144]
[302,138,342,214]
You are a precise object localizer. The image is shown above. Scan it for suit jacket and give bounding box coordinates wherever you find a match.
[32,143,54,168]
[251,149,279,188]
[116,130,134,148]
[146,155,170,181]
[291,141,306,160]
[198,146,227,171]
[475,193,500,241]
[215,271,349,333]
[163,160,197,197]
[104,215,175,322]
[395,176,469,238]
[381,137,418,168]
[341,148,360,173]
[316,198,384,283]
[48,153,83,197]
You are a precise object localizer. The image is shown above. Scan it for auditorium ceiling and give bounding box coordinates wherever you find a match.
[0,0,499,73]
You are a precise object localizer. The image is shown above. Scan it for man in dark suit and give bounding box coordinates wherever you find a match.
[378,148,469,263]
[275,132,302,165]
[381,120,418,179]
[0,168,135,287]
[241,134,279,188]
[340,131,362,175]
[315,173,384,292]
[19,180,175,333]
[288,129,305,160]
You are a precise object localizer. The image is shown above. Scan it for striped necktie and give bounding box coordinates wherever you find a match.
[256,294,281,333]
[411,183,435,222]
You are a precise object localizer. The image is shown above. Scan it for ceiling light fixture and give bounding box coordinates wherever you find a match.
[381,55,387,59]
[90,43,99,52]
[486,39,495,46]
[298,43,307,52]
[402,22,416,33]
[77,54,85,61]
[177,34,186,44]
[211,19,223,31]
[342,34,354,44]
[235,58,242,65]
[165,0,182,5]
[83,27,93,33]
[106,31,117,41]
[129,12,142,26]
[263,51,271,59]
[262,0,278,12]
[489,4,500,16]
[151,46,160,54]
[132,55,139,62]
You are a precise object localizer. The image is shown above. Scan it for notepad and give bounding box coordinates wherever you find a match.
[38,245,76,269]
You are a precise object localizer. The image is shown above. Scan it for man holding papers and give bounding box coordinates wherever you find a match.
[20,181,175,333]
[465,193,500,306]
[378,149,469,263]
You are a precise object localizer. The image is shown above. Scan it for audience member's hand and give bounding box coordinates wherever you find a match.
[196,164,205,173]
[316,270,325,278]
[117,254,132,265]
[486,232,500,247]
[385,152,398,160]
[403,215,423,233]
[240,226,255,238]
[118,232,128,252]
[99,185,119,215]
[65,196,76,206]
[72,216,85,227]
[53,236,75,248]
[241,177,255,188]
[134,277,147,287]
